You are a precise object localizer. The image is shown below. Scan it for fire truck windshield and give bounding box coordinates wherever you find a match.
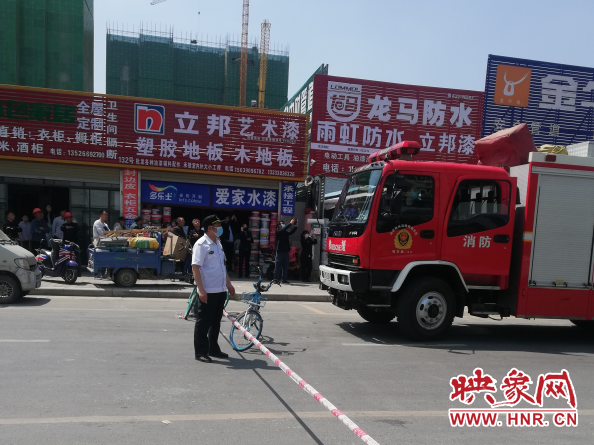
[332,169,382,224]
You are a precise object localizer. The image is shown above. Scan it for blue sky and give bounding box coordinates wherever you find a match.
[95,0,594,100]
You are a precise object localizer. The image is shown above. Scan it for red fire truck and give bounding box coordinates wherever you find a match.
[320,141,594,340]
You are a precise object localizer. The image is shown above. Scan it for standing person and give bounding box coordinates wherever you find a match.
[61,213,79,243]
[185,218,203,274]
[92,210,110,240]
[130,215,145,230]
[2,211,22,240]
[300,230,318,282]
[171,220,178,229]
[191,215,235,363]
[221,215,237,272]
[30,208,50,251]
[51,210,66,239]
[171,217,187,239]
[19,215,32,251]
[44,205,53,226]
[113,216,126,231]
[171,217,188,273]
[237,223,253,279]
[188,218,204,247]
[274,218,297,284]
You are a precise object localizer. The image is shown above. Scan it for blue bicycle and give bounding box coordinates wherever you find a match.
[230,266,280,351]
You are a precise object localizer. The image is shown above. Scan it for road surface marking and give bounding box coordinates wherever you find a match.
[0,409,591,425]
[0,340,50,343]
[299,304,328,315]
[0,410,454,425]
[342,343,467,348]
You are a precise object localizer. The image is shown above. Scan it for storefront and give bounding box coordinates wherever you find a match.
[0,84,308,253]
[0,159,120,248]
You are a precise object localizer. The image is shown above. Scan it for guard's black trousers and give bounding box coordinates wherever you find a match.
[194,291,226,357]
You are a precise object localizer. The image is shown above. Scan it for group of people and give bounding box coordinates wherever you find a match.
[2,205,79,252]
[164,214,318,283]
[273,218,318,283]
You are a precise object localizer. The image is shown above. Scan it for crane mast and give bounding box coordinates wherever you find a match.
[258,20,271,108]
[239,0,249,107]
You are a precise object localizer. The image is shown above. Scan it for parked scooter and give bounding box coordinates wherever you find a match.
[36,239,80,284]
[260,246,276,280]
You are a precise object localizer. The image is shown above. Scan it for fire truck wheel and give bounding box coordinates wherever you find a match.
[396,277,455,341]
[570,320,594,331]
[357,307,396,324]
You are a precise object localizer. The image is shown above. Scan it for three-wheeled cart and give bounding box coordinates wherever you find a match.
[87,233,176,287]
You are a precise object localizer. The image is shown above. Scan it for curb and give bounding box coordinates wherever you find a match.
[29,287,331,302]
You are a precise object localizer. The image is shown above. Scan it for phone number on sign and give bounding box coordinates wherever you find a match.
[267,169,295,177]
[67,149,105,159]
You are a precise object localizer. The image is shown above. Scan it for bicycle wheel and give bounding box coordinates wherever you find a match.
[184,287,198,320]
[223,291,230,309]
[230,310,263,351]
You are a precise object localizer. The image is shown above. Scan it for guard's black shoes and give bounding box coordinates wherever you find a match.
[195,355,212,363]
[209,352,229,359]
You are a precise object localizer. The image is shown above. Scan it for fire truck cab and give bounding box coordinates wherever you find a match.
[320,141,594,340]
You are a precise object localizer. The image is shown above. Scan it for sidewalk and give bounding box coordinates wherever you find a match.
[30,271,330,302]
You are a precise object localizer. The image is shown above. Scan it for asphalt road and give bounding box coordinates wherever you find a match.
[1,295,593,444]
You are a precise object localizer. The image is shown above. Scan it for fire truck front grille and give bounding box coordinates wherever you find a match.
[328,253,360,270]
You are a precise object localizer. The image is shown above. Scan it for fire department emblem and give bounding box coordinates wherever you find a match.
[394,229,413,250]
[327,81,362,122]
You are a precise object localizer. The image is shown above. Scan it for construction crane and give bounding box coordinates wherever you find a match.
[239,0,249,107]
[257,20,271,108]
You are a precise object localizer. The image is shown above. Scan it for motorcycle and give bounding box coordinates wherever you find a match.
[36,239,80,285]
[260,246,300,281]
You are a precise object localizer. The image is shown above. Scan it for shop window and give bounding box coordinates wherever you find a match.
[447,180,510,237]
[376,174,435,233]
[90,190,109,208]
[71,189,88,207]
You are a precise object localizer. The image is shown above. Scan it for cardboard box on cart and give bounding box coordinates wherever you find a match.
[163,233,190,261]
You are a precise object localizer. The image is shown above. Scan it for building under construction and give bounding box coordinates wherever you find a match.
[0,0,94,92]
[106,26,289,109]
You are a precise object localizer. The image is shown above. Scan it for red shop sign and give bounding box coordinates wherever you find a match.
[309,75,484,176]
[122,169,139,221]
[0,85,309,181]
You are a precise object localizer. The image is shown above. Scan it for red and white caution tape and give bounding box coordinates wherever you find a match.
[223,309,380,445]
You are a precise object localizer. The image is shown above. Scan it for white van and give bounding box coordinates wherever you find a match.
[0,229,42,303]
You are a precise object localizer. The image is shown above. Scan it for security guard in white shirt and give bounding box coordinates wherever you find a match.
[192,215,236,363]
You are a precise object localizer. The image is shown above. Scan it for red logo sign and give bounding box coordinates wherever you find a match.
[135,104,165,135]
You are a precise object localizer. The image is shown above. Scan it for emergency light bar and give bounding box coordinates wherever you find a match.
[368,140,421,163]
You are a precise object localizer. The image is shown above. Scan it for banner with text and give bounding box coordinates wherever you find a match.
[482,54,594,146]
[122,169,140,222]
[310,75,484,176]
[281,183,296,216]
[0,85,308,181]
[211,185,278,210]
